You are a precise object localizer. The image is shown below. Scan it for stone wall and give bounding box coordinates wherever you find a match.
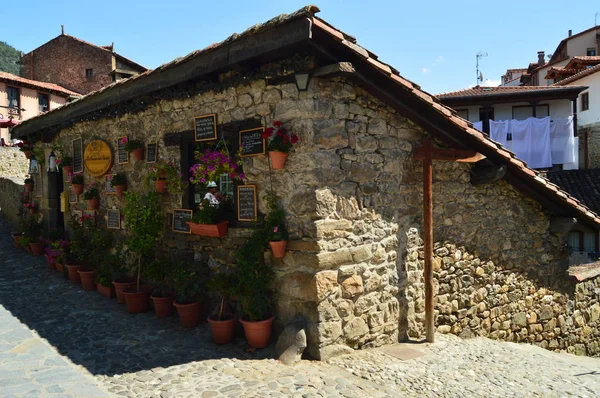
[0,147,29,181]
[0,148,29,227]
[407,233,600,356]
[582,122,600,169]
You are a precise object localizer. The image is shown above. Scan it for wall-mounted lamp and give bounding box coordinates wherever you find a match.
[294,72,311,91]
[47,151,58,172]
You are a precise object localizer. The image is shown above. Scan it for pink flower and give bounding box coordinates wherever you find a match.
[120,137,128,145]
[273,226,279,233]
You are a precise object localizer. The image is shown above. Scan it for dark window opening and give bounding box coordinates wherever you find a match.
[456,109,469,120]
[581,92,590,111]
[587,48,596,56]
[38,93,50,113]
[85,69,93,78]
[7,86,19,112]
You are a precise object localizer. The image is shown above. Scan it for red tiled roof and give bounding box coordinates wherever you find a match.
[565,56,600,70]
[554,63,600,86]
[549,26,600,63]
[0,71,79,97]
[544,67,578,79]
[12,5,600,229]
[436,85,581,99]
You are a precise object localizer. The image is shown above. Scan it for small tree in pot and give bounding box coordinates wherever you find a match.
[121,191,163,313]
[172,259,205,328]
[207,270,236,344]
[144,256,176,317]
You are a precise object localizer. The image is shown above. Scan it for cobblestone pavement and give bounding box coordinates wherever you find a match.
[2,216,600,397]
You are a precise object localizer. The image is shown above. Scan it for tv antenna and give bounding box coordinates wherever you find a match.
[476,52,488,86]
[596,12,599,26]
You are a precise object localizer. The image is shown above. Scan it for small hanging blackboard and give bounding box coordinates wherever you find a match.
[107,209,120,229]
[146,143,158,163]
[239,127,265,157]
[194,114,217,142]
[172,209,192,233]
[68,186,78,203]
[237,185,257,222]
[105,174,115,194]
[72,138,83,173]
[117,137,128,164]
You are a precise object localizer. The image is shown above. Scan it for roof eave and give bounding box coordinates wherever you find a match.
[438,86,587,106]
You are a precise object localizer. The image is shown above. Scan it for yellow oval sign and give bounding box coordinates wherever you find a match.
[84,139,113,177]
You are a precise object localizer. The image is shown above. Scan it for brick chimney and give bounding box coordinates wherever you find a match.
[568,29,572,37]
[537,51,545,66]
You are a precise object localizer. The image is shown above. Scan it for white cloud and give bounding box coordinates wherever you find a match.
[435,56,446,64]
[422,67,430,73]
[482,79,501,87]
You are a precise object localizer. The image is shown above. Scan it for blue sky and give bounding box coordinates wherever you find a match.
[3,1,600,94]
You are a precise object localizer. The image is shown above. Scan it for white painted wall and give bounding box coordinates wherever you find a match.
[536,59,569,87]
[566,30,599,57]
[565,72,600,126]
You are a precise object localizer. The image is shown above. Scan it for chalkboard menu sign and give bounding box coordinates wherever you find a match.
[105,174,115,194]
[172,209,193,233]
[107,209,120,229]
[146,143,158,163]
[237,185,257,222]
[117,136,128,164]
[194,114,217,142]
[72,138,83,173]
[239,127,265,157]
[68,186,78,203]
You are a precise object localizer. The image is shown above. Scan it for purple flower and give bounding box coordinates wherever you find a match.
[273,226,279,233]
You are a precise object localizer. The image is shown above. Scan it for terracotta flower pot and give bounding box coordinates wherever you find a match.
[131,148,144,161]
[155,179,167,193]
[62,165,73,175]
[24,245,33,255]
[72,184,83,195]
[55,262,64,273]
[86,198,99,210]
[269,151,288,170]
[113,278,135,303]
[240,316,274,349]
[123,286,152,313]
[174,301,202,328]
[208,314,236,344]
[269,241,287,258]
[11,233,23,249]
[97,283,116,298]
[29,242,45,256]
[24,183,33,192]
[23,151,33,159]
[113,184,127,198]
[186,221,228,237]
[28,208,37,215]
[65,264,83,283]
[78,268,96,291]
[151,294,175,317]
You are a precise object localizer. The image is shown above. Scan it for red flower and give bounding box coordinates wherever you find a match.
[291,134,299,144]
[273,121,282,127]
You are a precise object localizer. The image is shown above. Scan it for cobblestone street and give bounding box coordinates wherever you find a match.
[1,217,599,397]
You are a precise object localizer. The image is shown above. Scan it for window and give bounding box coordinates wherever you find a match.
[38,94,50,113]
[567,231,599,252]
[7,86,19,111]
[581,92,589,111]
[512,104,550,120]
[568,231,581,251]
[85,69,93,78]
[456,109,469,120]
[587,48,596,56]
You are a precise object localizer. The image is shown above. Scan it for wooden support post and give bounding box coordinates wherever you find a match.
[422,139,435,343]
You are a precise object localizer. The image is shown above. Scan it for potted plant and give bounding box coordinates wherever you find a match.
[83,181,100,210]
[207,271,236,344]
[19,236,34,254]
[262,121,299,170]
[121,191,164,313]
[187,198,228,237]
[122,137,145,161]
[78,220,113,291]
[148,160,187,194]
[70,172,84,195]
[189,143,245,186]
[58,156,73,175]
[45,239,68,271]
[65,213,92,283]
[265,194,289,258]
[110,173,127,198]
[16,141,34,159]
[24,202,38,215]
[172,260,205,328]
[24,176,33,192]
[20,217,45,256]
[144,256,176,317]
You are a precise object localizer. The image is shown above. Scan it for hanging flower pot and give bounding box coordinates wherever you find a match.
[113,278,135,304]
[269,151,288,170]
[131,148,144,161]
[186,221,228,237]
[113,184,127,198]
[97,283,116,298]
[86,198,99,210]
[72,184,84,195]
[29,241,46,256]
[174,301,202,328]
[269,241,287,258]
[123,286,152,313]
[151,293,175,317]
[207,314,236,344]
[78,268,96,291]
[62,165,73,175]
[65,264,83,283]
[23,151,33,159]
[155,179,167,193]
[240,316,274,349]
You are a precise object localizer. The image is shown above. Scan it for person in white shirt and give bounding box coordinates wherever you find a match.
[204,181,220,207]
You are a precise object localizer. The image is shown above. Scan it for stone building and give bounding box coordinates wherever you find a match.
[9,6,600,358]
[20,30,147,95]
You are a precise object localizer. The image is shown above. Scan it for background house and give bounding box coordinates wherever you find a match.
[19,30,147,95]
[0,72,78,143]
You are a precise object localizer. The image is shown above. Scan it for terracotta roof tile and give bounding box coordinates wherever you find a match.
[0,71,79,97]
[437,85,581,99]
[554,63,600,86]
[547,169,600,215]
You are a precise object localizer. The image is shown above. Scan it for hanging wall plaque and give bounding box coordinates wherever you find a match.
[72,138,83,173]
[107,209,121,229]
[146,142,158,163]
[239,127,265,157]
[84,139,113,177]
[172,209,192,233]
[194,114,217,142]
[117,137,128,164]
[105,174,116,194]
[237,185,257,222]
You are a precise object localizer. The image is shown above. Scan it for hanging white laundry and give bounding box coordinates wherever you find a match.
[550,116,575,164]
[473,121,483,131]
[510,117,552,169]
[490,120,510,147]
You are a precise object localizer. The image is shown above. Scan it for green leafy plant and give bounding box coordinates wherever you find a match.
[264,192,288,241]
[96,249,127,287]
[172,260,205,304]
[144,255,176,297]
[147,160,187,192]
[33,143,45,166]
[122,191,164,291]
[19,235,33,247]
[70,173,84,184]
[67,214,94,263]
[57,156,73,167]
[120,137,144,152]
[192,198,223,224]
[207,270,236,320]
[111,173,127,186]
[82,181,100,200]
